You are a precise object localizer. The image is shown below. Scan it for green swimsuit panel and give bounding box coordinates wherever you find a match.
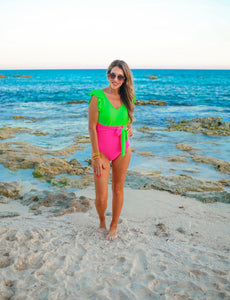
[89,89,130,127]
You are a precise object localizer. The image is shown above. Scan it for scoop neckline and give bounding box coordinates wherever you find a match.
[100,89,123,110]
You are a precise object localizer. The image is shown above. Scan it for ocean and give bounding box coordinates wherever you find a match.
[0,69,230,191]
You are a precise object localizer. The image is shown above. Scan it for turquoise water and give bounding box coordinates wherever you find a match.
[0,69,230,185]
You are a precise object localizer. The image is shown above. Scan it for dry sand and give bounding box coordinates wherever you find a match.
[0,186,230,299]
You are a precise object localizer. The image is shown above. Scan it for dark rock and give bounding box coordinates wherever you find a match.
[167,156,189,162]
[175,144,201,152]
[65,100,86,104]
[166,117,230,136]
[13,115,24,120]
[0,141,89,177]
[0,212,20,218]
[135,99,166,106]
[191,155,230,174]
[136,126,156,133]
[0,182,22,199]
[184,191,230,203]
[125,171,223,195]
[21,190,93,215]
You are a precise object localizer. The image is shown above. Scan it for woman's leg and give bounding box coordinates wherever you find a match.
[94,152,111,231]
[106,146,131,240]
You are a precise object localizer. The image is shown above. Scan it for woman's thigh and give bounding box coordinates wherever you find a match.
[112,146,131,189]
[94,152,111,200]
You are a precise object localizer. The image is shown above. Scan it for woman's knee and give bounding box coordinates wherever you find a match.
[112,185,124,198]
[95,195,107,208]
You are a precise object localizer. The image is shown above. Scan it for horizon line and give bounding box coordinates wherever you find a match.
[1,67,230,71]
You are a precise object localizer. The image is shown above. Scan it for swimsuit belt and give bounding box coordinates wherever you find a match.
[121,128,128,156]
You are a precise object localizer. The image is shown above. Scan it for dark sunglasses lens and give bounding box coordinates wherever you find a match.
[118,75,124,81]
[109,73,116,79]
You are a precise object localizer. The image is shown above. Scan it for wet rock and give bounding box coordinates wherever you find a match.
[20,75,33,78]
[167,156,189,162]
[65,100,86,104]
[0,182,22,199]
[218,179,230,187]
[21,190,93,215]
[143,174,223,194]
[43,144,86,157]
[13,115,24,120]
[136,126,156,133]
[0,212,20,218]
[166,117,230,136]
[125,171,223,195]
[0,75,8,79]
[0,127,49,140]
[175,143,201,152]
[191,155,230,174]
[75,135,91,144]
[50,174,93,189]
[0,141,88,177]
[12,74,21,77]
[184,191,230,203]
[32,130,49,136]
[135,99,166,106]
[136,151,155,157]
[182,168,199,173]
[0,127,30,140]
[144,75,158,79]
[33,159,90,178]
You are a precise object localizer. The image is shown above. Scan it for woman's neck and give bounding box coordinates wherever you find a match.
[106,86,120,95]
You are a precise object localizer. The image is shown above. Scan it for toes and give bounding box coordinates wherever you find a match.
[106,233,118,241]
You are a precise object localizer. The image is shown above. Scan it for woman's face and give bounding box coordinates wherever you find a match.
[107,66,125,90]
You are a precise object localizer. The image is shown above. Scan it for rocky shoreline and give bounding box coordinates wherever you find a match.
[0,116,229,214]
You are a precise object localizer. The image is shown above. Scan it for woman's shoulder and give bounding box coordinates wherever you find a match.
[88,89,105,111]
[89,89,104,98]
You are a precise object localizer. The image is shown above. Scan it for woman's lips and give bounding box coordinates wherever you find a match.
[112,82,119,86]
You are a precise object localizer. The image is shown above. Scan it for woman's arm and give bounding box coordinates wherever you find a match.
[88,95,100,154]
[88,95,105,176]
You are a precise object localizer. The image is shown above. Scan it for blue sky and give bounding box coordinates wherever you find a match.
[1,0,230,69]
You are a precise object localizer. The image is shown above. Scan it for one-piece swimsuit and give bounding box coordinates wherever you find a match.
[89,89,135,161]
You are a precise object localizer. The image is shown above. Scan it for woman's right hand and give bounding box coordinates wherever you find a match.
[92,158,106,177]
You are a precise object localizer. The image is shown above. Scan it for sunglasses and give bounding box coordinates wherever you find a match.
[108,72,125,81]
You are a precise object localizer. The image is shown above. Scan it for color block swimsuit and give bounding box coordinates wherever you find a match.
[89,89,135,161]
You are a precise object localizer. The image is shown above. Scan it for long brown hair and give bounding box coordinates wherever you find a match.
[107,60,135,123]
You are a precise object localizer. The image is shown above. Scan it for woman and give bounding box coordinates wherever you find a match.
[88,60,135,241]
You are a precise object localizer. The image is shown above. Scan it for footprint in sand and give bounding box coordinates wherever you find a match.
[0,256,13,268]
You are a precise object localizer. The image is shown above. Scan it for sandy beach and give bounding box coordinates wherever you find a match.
[1,185,230,299]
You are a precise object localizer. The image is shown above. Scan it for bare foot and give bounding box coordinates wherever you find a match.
[106,229,118,241]
[98,218,107,235]
[98,227,107,235]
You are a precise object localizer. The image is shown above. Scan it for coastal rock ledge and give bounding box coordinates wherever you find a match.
[126,172,223,195]
[21,190,93,215]
[166,117,230,136]
[0,182,22,199]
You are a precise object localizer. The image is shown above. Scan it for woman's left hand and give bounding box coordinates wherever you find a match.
[126,125,133,137]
